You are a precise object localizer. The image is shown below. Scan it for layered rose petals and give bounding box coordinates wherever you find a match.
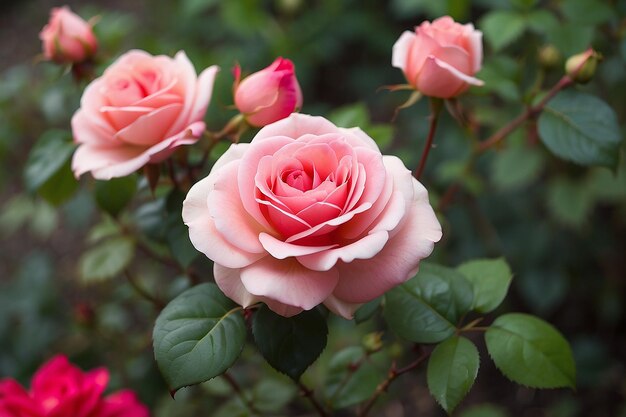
[392,16,484,98]
[0,355,149,417]
[71,50,218,179]
[183,113,442,318]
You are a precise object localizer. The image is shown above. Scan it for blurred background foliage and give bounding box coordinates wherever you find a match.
[0,0,625,416]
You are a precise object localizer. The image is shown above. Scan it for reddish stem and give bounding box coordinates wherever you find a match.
[414,98,443,180]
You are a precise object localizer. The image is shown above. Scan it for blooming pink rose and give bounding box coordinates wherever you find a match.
[392,16,484,98]
[39,6,97,64]
[71,50,218,179]
[183,113,442,318]
[234,57,302,127]
[0,355,149,417]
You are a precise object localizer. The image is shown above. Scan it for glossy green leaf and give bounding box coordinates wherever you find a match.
[325,346,383,409]
[480,11,527,51]
[79,236,135,283]
[153,283,246,392]
[538,91,622,168]
[427,336,479,413]
[457,258,513,313]
[384,263,474,343]
[24,130,75,193]
[94,176,137,218]
[485,313,576,388]
[490,145,545,190]
[354,297,381,324]
[37,158,79,206]
[252,305,327,380]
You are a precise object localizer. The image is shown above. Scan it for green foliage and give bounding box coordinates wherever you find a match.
[324,347,383,409]
[23,129,77,206]
[486,313,576,388]
[94,176,137,218]
[384,263,473,343]
[427,336,480,413]
[490,144,546,190]
[480,11,527,51]
[153,284,246,392]
[459,403,510,417]
[538,91,623,168]
[252,305,327,380]
[354,297,381,324]
[78,236,135,283]
[457,258,513,313]
[328,102,394,150]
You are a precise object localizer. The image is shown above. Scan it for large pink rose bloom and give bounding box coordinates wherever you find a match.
[71,50,218,179]
[0,355,149,417]
[39,6,97,64]
[392,16,483,98]
[183,113,442,318]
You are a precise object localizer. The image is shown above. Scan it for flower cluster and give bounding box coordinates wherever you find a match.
[0,355,149,417]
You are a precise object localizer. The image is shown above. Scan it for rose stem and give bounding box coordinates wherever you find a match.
[297,380,330,417]
[438,73,576,212]
[414,98,443,180]
[357,349,430,417]
[221,372,261,415]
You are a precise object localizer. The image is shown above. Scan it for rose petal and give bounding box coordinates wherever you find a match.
[323,295,362,320]
[259,232,337,259]
[183,173,265,268]
[114,103,183,146]
[392,30,416,72]
[416,55,483,98]
[240,257,339,310]
[214,264,261,308]
[251,113,341,144]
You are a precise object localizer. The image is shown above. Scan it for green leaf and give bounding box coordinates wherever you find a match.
[457,258,513,313]
[24,130,75,193]
[328,102,369,128]
[252,305,327,380]
[427,336,479,413]
[37,158,79,206]
[459,404,510,417]
[251,378,297,413]
[490,145,546,190]
[546,177,594,228]
[78,236,135,283]
[526,10,559,35]
[94,176,137,218]
[366,124,394,150]
[538,91,623,168]
[485,313,576,388]
[166,190,199,268]
[384,263,474,343]
[561,0,613,25]
[354,297,381,324]
[480,11,527,51]
[325,347,383,409]
[153,283,246,392]
[547,24,594,57]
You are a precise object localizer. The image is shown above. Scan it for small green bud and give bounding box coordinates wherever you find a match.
[565,49,600,83]
[538,45,561,69]
[362,332,384,353]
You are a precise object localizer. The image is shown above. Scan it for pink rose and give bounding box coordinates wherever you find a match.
[0,355,149,417]
[392,16,484,98]
[71,50,218,179]
[234,57,303,127]
[183,113,442,318]
[39,6,98,64]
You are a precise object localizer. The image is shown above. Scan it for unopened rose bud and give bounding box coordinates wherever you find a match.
[234,57,303,127]
[363,332,384,353]
[39,6,98,64]
[538,45,561,69]
[565,49,599,83]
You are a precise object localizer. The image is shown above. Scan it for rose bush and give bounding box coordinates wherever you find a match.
[392,16,483,98]
[71,50,218,179]
[39,6,97,64]
[0,355,149,417]
[183,113,442,318]
[234,57,302,127]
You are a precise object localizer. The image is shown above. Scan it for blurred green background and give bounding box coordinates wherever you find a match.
[0,0,625,416]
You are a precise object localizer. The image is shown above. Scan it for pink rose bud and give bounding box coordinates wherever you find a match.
[39,6,98,64]
[234,57,303,127]
[392,16,484,98]
[71,50,218,179]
